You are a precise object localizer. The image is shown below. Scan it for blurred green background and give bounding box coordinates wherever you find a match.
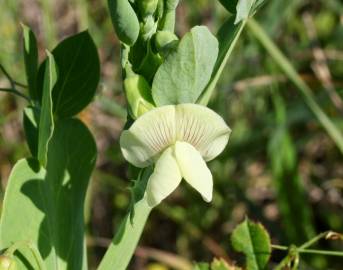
[0,0,343,269]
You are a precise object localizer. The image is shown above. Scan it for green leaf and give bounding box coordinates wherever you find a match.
[0,118,97,270]
[38,31,100,117]
[231,218,271,270]
[22,24,38,100]
[198,17,245,105]
[152,26,218,105]
[37,51,57,167]
[218,0,238,14]
[235,0,255,24]
[23,106,40,157]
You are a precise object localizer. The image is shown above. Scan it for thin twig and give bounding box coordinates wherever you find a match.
[302,12,343,114]
[271,244,343,257]
[0,88,31,102]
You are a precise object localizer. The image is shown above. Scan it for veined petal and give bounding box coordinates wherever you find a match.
[175,104,231,161]
[174,141,213,202]
[146,147,182,207]
[120,105,176,167]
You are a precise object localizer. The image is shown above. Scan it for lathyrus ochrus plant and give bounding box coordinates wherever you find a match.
[98,1,265,270]
[0,1,266,270]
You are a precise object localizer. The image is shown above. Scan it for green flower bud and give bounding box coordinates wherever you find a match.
[154,31,178,54]
[0,255,16,270]
[124,74,155,118]
[108,0,140,45]
[138,0,158,17]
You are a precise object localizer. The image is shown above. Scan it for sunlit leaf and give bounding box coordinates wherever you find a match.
[152,26,218,105]
[0,119,97,270]
[231,218,271,270]
[37,51,57,167]
[22,24,38,100]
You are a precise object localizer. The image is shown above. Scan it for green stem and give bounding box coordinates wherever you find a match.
[97,197,152,270]
[0,88,31,102]
[299,231,330,249]
[247,18,343,154]
[271,244,343,257]
[0,64,27,89]
[5,241,46,270]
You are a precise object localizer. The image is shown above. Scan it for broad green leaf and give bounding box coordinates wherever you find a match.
[98,169,153,270]
[38,31,100,117]
[152,26,218,105]
[218,0,238,14]
[198,17,245,105]
[231,218,271,270]
[0,118,97,270]
[38,51,57,167]
[23,106,40,157]
[22,24,38,100]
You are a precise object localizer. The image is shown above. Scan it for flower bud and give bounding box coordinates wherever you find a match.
[124,74,155,118]
[0,255,16,270]
[138,0,158,17]
[108,0,140,45]
[154,31,178,55]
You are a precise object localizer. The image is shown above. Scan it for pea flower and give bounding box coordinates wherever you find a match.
[120,104,231,207]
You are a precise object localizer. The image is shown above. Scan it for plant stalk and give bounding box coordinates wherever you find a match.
[97,197,152,270]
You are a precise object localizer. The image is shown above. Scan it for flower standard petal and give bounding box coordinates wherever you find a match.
[174,141,213,202]
[120,105,176,167]
[175,104,231,161]
[146,146,182,207]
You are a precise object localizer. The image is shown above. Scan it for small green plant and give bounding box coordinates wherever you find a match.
[1,0,342,270]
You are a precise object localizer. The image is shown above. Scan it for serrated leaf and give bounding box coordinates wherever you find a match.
[231,218,271,270]
[22,24,38,100]
[0,118,97,270]
[37,51,57,167]
[38,31,100,117]
[152,26,218,105]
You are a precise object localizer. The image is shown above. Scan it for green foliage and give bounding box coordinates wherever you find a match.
[231,218,271,270]
[38,31,100,118]
[0,119,97,270]
[198,17,245,105]
[108,0,140,45]
[152,26,218,105]
[218,0,238,14]
[37,52,57,167]
[22,24,38,101]
[23,107,40,158]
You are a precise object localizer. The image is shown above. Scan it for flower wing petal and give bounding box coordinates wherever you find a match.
[146,147,182,207]
[120,105,176,167]
[174,141,213,202]
[175,104,231,161]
